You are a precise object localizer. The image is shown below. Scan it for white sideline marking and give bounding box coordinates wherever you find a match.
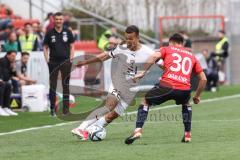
[111,119,240,125]
[126,94,240,115]
[0,122,77,136]
[0,94,240,137]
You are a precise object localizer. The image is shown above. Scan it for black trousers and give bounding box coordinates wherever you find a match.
[48,61,72,114]
[206,72,219,90]
[0,81,11,108]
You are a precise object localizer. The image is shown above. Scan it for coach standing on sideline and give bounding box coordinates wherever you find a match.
[43,12,75,116]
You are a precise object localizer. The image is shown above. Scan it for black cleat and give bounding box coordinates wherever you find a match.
[50,110,56,117]
[125,132,142,145]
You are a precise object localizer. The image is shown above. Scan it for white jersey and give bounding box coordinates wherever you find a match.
[107,44,155,115]
[109,44,155,84]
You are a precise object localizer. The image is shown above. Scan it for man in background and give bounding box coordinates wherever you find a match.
[19,23,38,52]
[2,31,21,52]
[98,27,119,51]
[43,12,75,116]
[63,12,73,31]
[32,22,44,51]
[16,52,37,86]
[0,50,18,116]
[212,30,229,83]
[204,50,219,92]
[0,25,13,43]
[213,30,229,62]
[179,31,192,51]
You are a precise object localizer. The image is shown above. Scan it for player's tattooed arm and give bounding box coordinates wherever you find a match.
[76,52,111,67]
[133,51,162,81]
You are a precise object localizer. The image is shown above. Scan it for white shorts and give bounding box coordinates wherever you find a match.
[114,100,129,116]
[108,84,136,116]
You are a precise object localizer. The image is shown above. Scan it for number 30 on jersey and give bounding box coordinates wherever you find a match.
[170,53,192,75]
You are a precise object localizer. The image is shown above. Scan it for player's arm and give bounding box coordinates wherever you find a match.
[43,31,50,63]
[43,45,49,63]
[76,52,111,67]
[17,72,36,83]
[70,43,75,62]
[133,51,162,80]
[69,30,75,62]
[193,71,207,104]
[156,59,164,70]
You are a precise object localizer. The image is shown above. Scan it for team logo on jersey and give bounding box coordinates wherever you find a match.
[63,35,68,42]
[51,36,56,43]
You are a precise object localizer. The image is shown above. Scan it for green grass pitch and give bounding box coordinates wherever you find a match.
[0,85,240,160]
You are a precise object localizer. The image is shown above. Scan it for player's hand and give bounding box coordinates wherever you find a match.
[193,96,200,104]
[31,80,37,84]
[132,72,145,82]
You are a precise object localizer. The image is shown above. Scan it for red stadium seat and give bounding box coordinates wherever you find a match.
[12,19,40,29]
[74,40,101,54]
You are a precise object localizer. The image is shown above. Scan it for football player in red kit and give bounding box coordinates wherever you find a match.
[125,33,207,144]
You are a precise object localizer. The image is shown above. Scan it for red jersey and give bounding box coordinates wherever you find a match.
[160,46,203,90]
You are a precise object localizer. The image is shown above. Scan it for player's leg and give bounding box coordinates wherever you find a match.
[125,85,172,144]
[71,95,119,139]
[60,61,72,115]
[135,98,149,132]
[78,94,118,129]
[89,110,120,129]
[71,106,111,140]
[84,91,136,135]
[48,62,59,116]
[74,86,136,135]
[124,98,148,144]
[174,90,192,143]
[88,99,128,129]
[181,103,192,143]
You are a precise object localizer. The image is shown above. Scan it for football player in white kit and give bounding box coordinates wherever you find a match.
[71,25,161,140]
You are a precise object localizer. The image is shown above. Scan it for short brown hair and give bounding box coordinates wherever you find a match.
[125,25,139,36]
[54,12,63,17]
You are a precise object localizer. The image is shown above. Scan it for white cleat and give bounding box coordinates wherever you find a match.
[71,128,89,141]
[0,107,10,116]
[3,108,18,116]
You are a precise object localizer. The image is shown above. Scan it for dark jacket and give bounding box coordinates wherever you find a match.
[0,56,16,81]
[206,53,219,76]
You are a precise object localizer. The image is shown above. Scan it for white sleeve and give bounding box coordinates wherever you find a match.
[149,49,164,66]
[108,45,121,58]
[156,59,164,66]
[145,47,164,66]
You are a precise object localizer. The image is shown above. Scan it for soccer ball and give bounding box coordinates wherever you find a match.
[88,125,106,141]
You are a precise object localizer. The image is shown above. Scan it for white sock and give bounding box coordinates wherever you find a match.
[78,118,98,130]
[77,106,110,130]
[92,116,108,128]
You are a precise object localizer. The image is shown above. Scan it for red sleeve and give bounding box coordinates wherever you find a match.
[193,57,203,74]
[160,47,167,59]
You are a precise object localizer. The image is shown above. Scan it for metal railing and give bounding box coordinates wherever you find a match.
[24,0,160,45]
[62,0,160,45]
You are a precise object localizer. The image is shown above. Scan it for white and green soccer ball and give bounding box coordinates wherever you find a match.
[88,125,106,141]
